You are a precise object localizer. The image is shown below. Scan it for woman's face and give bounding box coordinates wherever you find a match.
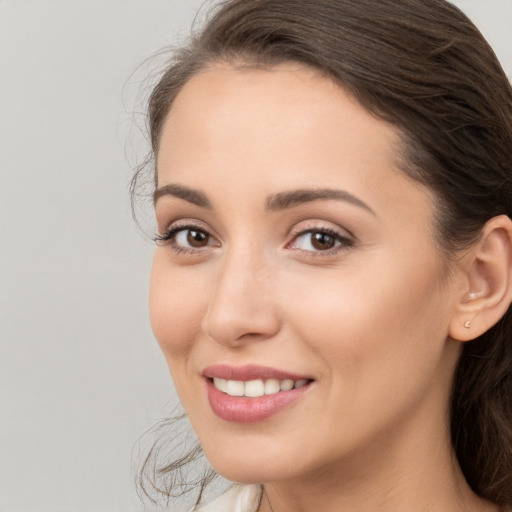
[150,64,464,486]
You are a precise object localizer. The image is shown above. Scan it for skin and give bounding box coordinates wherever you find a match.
[150,64,499,512]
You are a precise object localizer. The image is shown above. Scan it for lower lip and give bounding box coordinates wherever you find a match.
[206,379,310,423]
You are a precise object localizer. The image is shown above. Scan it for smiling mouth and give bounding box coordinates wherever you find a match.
[211,377,310,397]
[204,366,314,422]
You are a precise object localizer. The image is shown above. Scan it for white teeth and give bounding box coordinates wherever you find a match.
[213,377,227,393]
[213,377,309,397]
[280,379,294,391]
[226,380,244,396]
[245,379,265,397]
[264,379,280,395]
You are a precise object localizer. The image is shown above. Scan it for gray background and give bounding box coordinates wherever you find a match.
[1,1,511,511]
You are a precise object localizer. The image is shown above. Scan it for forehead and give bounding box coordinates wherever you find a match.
[156,64,434,228]
[163,63,393,134]
[158,64,400,175]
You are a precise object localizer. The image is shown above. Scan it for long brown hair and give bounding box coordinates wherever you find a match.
[134,0,512,506]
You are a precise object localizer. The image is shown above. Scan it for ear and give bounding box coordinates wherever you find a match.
[450,215,512,342]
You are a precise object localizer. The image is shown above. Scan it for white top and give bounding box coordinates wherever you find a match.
[193,485,262,512]
[193,484,511,512]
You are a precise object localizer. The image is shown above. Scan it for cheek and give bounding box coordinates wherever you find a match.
[278,257,455,443]
[148,253,205,359]
[281,252,452,375]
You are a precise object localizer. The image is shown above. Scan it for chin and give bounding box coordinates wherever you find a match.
[209,462,279,486]
[201,440,295,485]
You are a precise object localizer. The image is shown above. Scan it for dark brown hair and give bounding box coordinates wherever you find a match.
[134,0,512,506]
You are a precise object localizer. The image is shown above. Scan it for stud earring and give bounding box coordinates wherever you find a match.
[464,320,472,329]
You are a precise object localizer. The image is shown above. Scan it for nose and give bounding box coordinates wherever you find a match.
[202,250,281,347]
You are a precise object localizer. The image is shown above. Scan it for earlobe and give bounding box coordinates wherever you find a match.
[449,215,512,342]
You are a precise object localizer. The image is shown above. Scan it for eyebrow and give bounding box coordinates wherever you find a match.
[266,188,375,215]
[153,184,375,216]
[153,184,212,208]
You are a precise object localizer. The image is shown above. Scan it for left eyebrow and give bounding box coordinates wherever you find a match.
[153,183,212,208]
[265,188,376,215]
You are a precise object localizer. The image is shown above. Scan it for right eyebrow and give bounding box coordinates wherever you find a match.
[266,188,376,216]
[153,184,212,209]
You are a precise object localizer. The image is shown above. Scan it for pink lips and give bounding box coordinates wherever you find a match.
[203,364,312,423]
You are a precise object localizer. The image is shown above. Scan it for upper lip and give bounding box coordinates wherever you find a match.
[202,364,312,382]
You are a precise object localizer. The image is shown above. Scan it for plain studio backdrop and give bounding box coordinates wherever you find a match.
[0,1,511,511]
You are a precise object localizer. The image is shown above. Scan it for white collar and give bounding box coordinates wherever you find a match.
[193,484,262,512]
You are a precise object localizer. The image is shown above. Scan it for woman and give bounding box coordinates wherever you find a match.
[133,0,512,510]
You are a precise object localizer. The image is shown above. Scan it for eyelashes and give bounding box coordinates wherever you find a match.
[154,226,353,255]
[287,227,353,254]
[154,224,219,253]
[154,222,354,256]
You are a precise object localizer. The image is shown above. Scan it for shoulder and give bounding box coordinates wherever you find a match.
[192,484,262,512]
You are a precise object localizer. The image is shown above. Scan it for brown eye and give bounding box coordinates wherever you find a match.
[158,226,217,251]
[187,229,210,247]
[310,232,336,250]
[290,228,351,254]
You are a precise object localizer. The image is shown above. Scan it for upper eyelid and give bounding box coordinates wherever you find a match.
[288,229,353,247]
[288,220,354,239]
[158,218,214,234]
[156,219,354,245]
[292,228,349,241]
[154,220,214,241]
